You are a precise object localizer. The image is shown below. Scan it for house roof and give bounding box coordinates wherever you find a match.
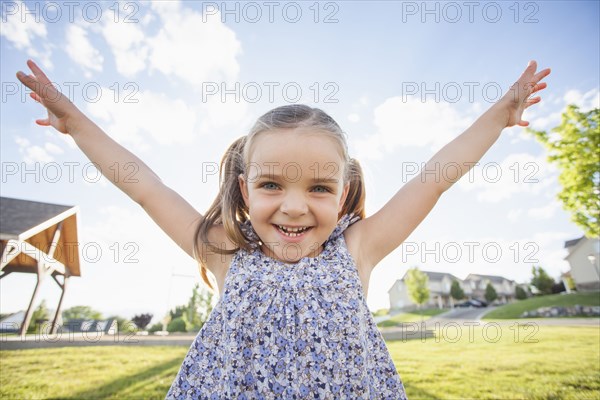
[1,197,74,240]
[0,197,81,276]
[401,270,461,282]
[564,236,585,249]
[465,273,514,283]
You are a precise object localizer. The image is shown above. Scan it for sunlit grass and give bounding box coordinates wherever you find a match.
[390,324,600,399]
[378,308,449,327]
[483,292,600,319]
[0,325,598,399]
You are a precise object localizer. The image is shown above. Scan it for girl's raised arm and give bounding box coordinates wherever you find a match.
[16,60,227,270]
[352,61,551,271]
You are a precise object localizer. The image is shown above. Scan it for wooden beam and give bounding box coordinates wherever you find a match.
[0,239,21,270]
[47,221,63,259]
[18,263,44,336]
[19,240,66,275]
[50,275,69,335]
[17,207,78,242]
[0,270,13,280]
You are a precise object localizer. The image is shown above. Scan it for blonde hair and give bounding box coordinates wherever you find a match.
[193,104,366,291]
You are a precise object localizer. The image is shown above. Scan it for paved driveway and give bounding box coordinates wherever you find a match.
[431,307,492,321]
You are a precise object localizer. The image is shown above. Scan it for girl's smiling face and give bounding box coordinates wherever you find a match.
[238,129,349,263]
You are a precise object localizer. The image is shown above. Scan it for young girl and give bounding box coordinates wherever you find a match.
[17,59,550,399]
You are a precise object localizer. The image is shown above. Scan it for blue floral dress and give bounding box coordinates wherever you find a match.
[166,214,408,399]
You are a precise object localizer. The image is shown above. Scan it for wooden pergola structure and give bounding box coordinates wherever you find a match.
[0,197,81,336]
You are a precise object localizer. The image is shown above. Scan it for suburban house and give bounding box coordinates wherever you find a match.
[564,236,600,291]
[463,274,518,304]
[388,270,518,311]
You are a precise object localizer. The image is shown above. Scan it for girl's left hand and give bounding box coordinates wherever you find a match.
[501,60,551,128]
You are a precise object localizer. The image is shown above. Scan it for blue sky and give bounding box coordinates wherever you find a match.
[1,1,599,322]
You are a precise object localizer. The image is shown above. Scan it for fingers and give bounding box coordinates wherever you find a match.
[526,60,537,72]
[518,61,550,92]
[17,67,62,104]
[26,59,52,86]
[17,60,58,98]
[533,67,551,83]
[518,60,537,80]
[16,71,41,93]
[30,92,42,103]
[35,118,51,126]
[524,96,541,109]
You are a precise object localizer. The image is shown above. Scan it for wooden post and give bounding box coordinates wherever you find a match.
[18,265,44,337]
[50,274,69,334]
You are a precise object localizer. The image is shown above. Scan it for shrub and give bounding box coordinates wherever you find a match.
[148,323,163,333]
[131,313,153,330]
[515,286,528,300]
[167,317,188,333]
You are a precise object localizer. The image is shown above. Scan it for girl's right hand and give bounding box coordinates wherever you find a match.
[16,59,82,134]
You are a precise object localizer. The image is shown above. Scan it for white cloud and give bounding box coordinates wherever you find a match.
[93,0,243,126]
[65,24,104,78]
[354,97,473,160]
[528,88,599,132]
[458,152,557,203]
[197,97,251,136]
[145,1,242,88]
[100,11,148,77]
[15,136,62,164]
[507,208,523,223]
[85,88,198,150]
[564,88,599,112]
[351,134,385,161]
[44,129,77,150]
[528,201,560,219]
[0,0,52,67]
[348,113,360,123]
[528,110,562,131]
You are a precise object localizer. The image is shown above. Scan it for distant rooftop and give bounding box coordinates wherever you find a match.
[564,236,585,249]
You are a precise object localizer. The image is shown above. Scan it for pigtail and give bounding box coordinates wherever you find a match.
[340,158,366,220]
[193,136,251,292]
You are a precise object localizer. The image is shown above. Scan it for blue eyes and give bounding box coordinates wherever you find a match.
[260,182,331,193]
[262,182,279,190]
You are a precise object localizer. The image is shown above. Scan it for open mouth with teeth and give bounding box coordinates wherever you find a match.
[274,224,312,237]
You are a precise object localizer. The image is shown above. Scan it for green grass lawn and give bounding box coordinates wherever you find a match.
[389,324,600,399]
[2,325,597,399]
[0,346,186,400]
[377,308,449,328]
[482,291,600,319]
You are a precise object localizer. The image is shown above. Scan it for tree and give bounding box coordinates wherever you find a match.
[530,265,555,295]
[515,285,528,300]
[527,105,600,238]
[168,283,214,333]
[404,267,430,320]
[27,300,50,333]
[169,305,187,320]
[484,283,498,304]
[185,283,214,332]
[106,315,137,333]
[63,305,102,321]
[450,280,465,305]
[148,323,163,333]
[131,313,153,330]
[167,317,188,333]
